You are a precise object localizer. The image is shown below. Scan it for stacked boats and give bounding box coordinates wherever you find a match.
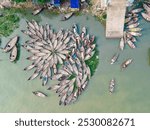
[119,8,143,50]
[142,1,150,22]
[2,36,19,62]
[22,20,97,105]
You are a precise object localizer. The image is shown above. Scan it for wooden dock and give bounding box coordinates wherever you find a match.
[106,0,126,38]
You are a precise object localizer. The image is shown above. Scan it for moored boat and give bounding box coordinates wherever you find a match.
[32,8,43,16]
[128,31,142,37]
[61,12,74,21]
[141,12,150,22]
[128,28,142,32]
[127,39,136,49]
[130,8,143,14]
[3,36,19,53]
[119,37,125,51]
[126,23,139,29]
[9,46,17,62]
[143,3,150,13]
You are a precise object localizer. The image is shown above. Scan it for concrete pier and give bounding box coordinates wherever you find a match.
[106,0,127,38]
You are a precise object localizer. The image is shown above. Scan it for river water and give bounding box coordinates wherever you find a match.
[0,11,150,112]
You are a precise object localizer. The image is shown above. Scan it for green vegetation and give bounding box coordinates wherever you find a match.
[0,9,20,37]
[95,12,107,26]
[85,46,99,76]
[12,0,26,3]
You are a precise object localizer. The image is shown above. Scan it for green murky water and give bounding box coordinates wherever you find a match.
[0,11,150,112]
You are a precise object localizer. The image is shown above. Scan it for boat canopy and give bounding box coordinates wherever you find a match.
[54,0,60,6]
[70,0,80,8]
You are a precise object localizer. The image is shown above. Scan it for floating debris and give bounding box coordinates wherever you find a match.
[22,20,98,105]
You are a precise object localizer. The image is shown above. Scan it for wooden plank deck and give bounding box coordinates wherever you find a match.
[106,0,126,38]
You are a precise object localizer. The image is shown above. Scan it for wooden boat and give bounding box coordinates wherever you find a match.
[128,31,142,37]
[126,18,138,25]
[127,13,138,17]
[9,46,17,62]
[126,23,139,29]
[130,36,137,43]
[143,3,150,13]
[144,1,150,5]
[32,8,43,16]
[128,27,142,32]
[128,28,142,32]
[130,8,143,14]
[125,17,132,23]
[3,36,19,53]
[110,53,119,64]
[61,12,74,21]
[127,40,136,49]
[32,91,47,98]
[141,12,150,22]
[109,78,115,94]
[119,37,125,51]
[121,58,133,70]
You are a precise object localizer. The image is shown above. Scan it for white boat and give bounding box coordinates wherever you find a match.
[109,78,115,94]
[9,46,17,62]
[143,3,150,13]
[126,18,138,25]
[121,58,133,69]
[126,23,139,29]
[127,40,136,49]
[110,53,119,64]
[128,31,142,37]
[32,8,43,16]
[141,12,150,22]
[3,36,19,52]
[61,12,74,21]
[119,37,125,51]
[128,28,142,32]
[32,91,47,98]
[130,8,143,13]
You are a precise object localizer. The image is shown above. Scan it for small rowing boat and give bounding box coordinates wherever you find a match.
[109,78,115,94]
[110,53,119,64]
[32,91,47,98]
[61,12,74,21]
[121,58,133,70]
[32,8,43,16]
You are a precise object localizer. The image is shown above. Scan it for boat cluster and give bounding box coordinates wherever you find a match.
[119,8,143,50]
[2,36,19,62]
[141,1,150,22]
[22,20,97,105]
